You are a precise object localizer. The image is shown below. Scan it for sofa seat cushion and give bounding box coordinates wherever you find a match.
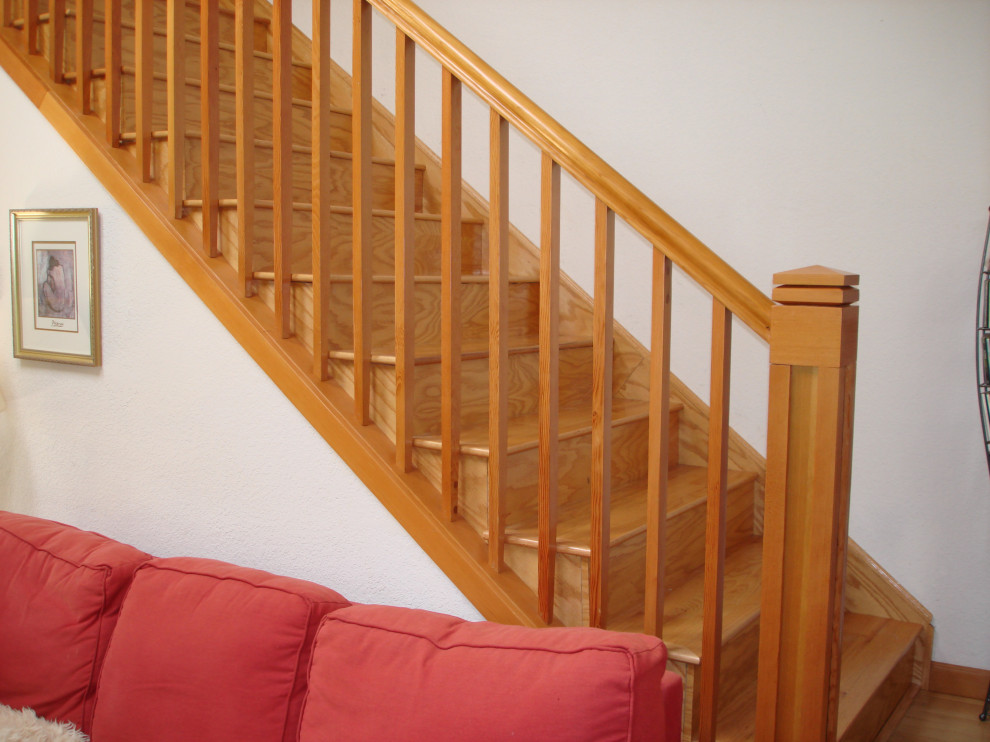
[0,512,150,735]
[298,604,680,742]
[90,557,349,742]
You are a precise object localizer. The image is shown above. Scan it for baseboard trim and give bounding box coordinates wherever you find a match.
[929,661,990,700]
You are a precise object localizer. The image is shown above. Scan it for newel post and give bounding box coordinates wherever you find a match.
[755,266,860,742]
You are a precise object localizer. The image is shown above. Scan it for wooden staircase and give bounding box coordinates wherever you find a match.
[0,0,935,739]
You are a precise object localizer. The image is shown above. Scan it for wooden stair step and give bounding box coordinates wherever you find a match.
[706,612,924,742]
[413,396,661,456]
[504,463,754,555]
[837,612,923,742]
[610,537,764,664]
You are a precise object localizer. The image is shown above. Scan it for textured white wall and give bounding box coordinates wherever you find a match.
[0,70,482,620]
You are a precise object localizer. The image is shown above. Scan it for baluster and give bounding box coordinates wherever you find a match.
[440,67,462,520]
[25,0,37,53]
[135,0,152,181]
[235,0,255,292]
[488,110,508,571]
[49,0,64,82]
[311,0,332,376]
[394,29,415,468]
[104,0,120,146]
[201,0,220,255]
[537,152,560,623]
[589,197,614,629]
[351,0,372,421]
[166,0,184,218]
[644,251,672,636]
[273,0,293,331]
[698,299,732,742]
[75,0,92,112]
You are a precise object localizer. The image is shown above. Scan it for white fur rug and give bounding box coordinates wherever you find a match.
[0,706,88,742]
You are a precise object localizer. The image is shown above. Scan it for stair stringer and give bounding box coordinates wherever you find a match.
[0,24,547,628]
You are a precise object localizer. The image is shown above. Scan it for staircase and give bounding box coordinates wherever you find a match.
[0,0,935,739]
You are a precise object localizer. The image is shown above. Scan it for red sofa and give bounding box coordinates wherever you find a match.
[0,511,682,741]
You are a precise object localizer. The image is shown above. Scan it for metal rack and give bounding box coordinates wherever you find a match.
[976,206,990,723]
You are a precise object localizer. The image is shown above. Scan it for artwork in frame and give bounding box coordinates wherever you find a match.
[9,208,101,366]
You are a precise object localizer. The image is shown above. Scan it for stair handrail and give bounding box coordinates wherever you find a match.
[369,0,773,341]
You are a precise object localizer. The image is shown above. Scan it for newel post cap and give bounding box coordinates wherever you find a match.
[772,265,860,306]
[770,265,859,367]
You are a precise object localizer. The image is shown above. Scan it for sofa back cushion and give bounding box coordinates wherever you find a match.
[0,511,151,734]
[90,557,349,742]
[298,604,682,742]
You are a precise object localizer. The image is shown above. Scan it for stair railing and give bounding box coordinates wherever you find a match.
[0,0,860,738]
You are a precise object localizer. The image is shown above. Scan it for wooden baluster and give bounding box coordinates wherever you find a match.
[311,0,332,376]
[394,29,415,468]
[166,0,184,219]
[440,68,462,520]
[488,110,508,571]
[699,299,732,742]
[589,198,614,629]
[537,153,560,623]
[25,0,37,53]
[49,0,64,82]
[273,0,293,332]
[755,267,859,742]
[135,0,152,181]
[201,0,220,255]
[235,0,255,293]
[351,0,372,421]
[75,0,92,112]
[644,251,672,636]
[104,0,120,146]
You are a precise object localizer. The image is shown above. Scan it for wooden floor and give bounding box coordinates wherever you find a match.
[888,692,990,741]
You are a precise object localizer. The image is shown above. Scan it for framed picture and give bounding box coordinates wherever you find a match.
[10,208,101,366]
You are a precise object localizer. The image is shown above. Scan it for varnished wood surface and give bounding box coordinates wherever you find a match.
[74,0,91,110]
[537,152,560,624]
[103,0,120,143]
[487,109,508,571]
[392,28,414,463]
[166,0,183,218]
[134,0,151,179]
[272,0,293,334]
[887,692,990,742]
[644,250,672,636]
[439,66,461,521]
[234,0,254,293]
[199,0,219,254]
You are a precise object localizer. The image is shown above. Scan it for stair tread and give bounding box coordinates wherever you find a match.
[610,537,764,664]
[413,397,678,455]
[504,464,757,555]
[836,612,922,739]
[331,333,592,368]
[701,612,923,741]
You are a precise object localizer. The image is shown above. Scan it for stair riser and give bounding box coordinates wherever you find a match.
[94,75,323,147]
[452,415,676,537]
[237,208,486,277]
[172,137,420,210]
[324,344,596,444]
[501,476,754,626]
[327,280,538,353]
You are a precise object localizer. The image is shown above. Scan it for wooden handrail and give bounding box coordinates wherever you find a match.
[369,0,772,340]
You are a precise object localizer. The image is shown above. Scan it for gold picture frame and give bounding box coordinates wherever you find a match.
[10,208,101,366]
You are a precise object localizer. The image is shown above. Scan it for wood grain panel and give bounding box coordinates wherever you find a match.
[351,0,372,421]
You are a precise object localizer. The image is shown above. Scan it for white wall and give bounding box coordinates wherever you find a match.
[0,70,482,621]
[3,0,989,669]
